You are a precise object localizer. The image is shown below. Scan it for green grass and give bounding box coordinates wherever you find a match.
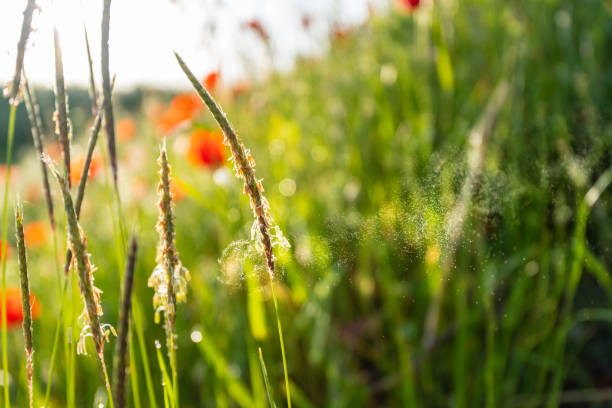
[1,0,612,406]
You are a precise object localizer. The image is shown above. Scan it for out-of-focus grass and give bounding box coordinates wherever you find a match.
[1,0,612,407]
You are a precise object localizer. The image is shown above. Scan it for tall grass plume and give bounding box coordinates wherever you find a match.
[148,144,190,406]
[175,52,292,407]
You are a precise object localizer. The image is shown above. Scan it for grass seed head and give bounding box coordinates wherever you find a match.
[174,52,290,279]
[6,0,37,105]
[148,144,190,326]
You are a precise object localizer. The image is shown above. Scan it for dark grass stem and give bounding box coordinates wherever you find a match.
[175,51,292,408]
[15,201,34,408]
[113,235,138,408]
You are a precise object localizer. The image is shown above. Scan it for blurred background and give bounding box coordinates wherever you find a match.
[1,0,612,407]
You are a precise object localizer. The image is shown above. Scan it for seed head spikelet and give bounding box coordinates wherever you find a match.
[149,144,190,325]
[23,73,55,231]
[15,199,34,408]
[102,0,118,187]
[174,52,289,278]
[6,0,36,105]
[113,235,138,408]
[53,28,72,188]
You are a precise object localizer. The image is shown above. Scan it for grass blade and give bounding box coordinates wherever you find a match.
[258,348,277,408]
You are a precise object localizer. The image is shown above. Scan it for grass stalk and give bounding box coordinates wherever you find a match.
[15,200,34,408]
[175,51,292,408]
[149,145,189,407]
[44,157,115,407]
[155,340,174,408]
[269,281,291,407]
[113,235,138,408]
[42,78,116,407]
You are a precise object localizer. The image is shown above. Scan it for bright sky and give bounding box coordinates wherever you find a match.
[1,0,382,90]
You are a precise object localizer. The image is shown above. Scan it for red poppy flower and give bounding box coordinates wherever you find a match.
[244,19,270,43]
[156,93,201,134]
[331,24,351,42]
[202,71,220,93]
[396,0,421,12]
[170,179,186,202]
[232,80,251,99]
[1,287,40,330]
[187,129,225,169]
[0,239,12,261]
[24,221,47,248]
[117,118,137,142]
[70,153,103,186]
